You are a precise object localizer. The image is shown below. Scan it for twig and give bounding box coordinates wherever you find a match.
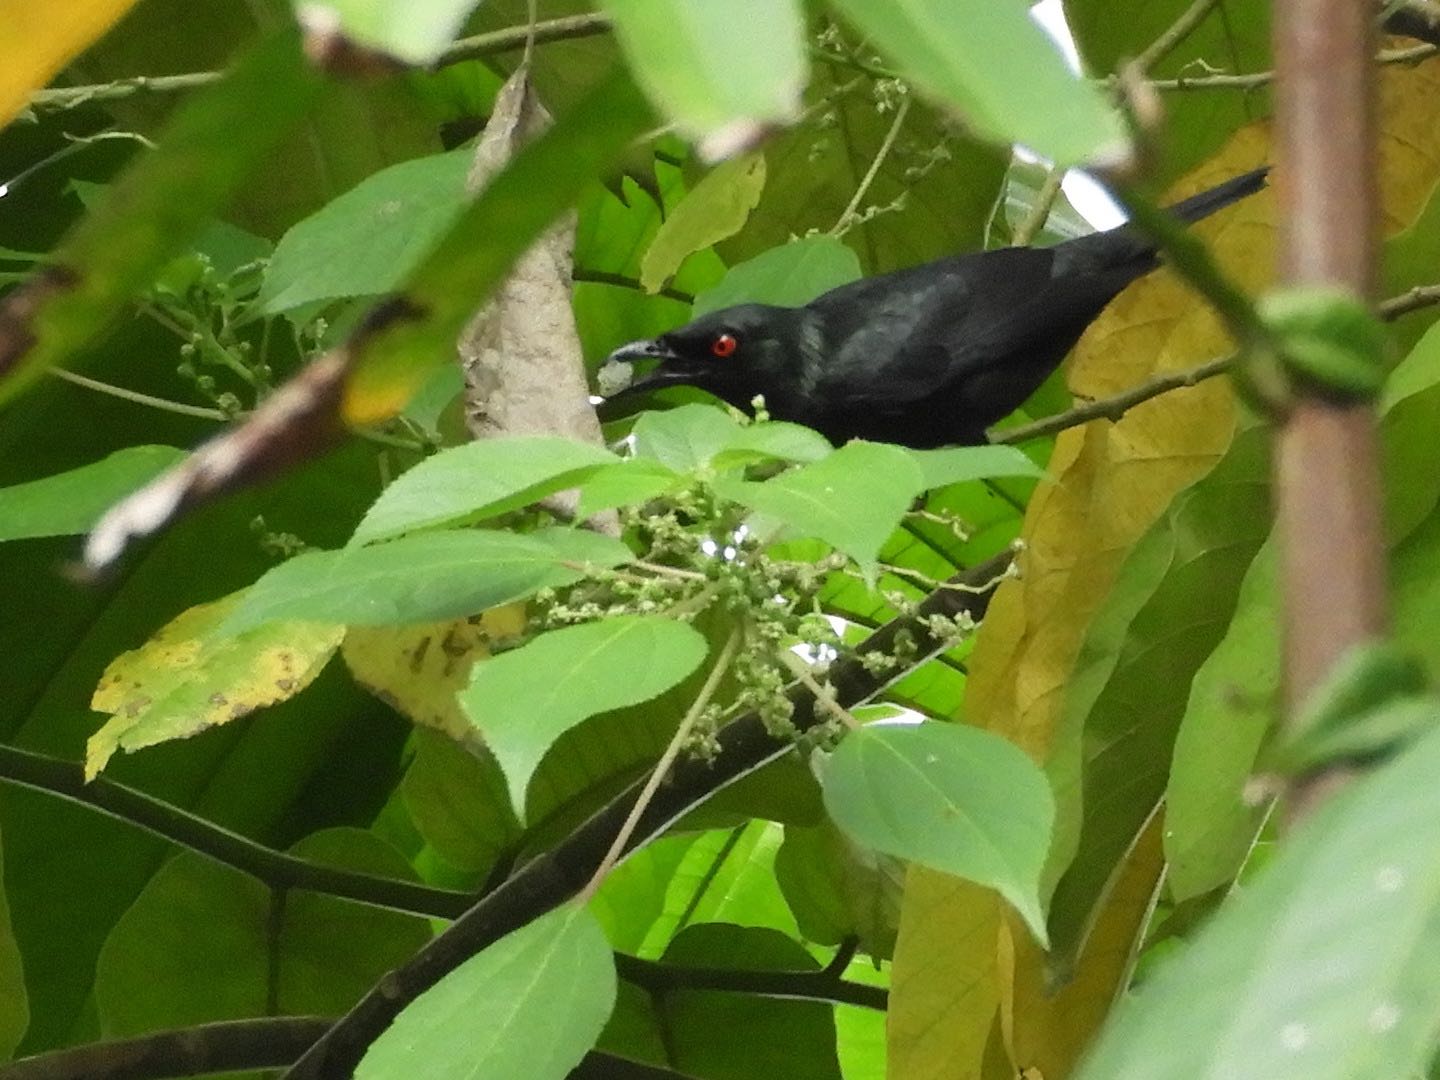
[1378,282,1440,319]
[1145,41,1436,91]
[809,46,897,81]
[993,279,1440,445]
[779,650,861,730]
[281,552,1012,1079]
[48,368,229,420]
[996,355,1234,444]
[580,626,743,900]
[634,559,709,582]
[831,95,913,237]
[613,951,888,1011]
[1133,0,1223,73]
[1011,167,1065,247]
[572,268,695,305]
[27,14,612,117]
[0,1017,334,1080]
[48,368,426,452]
[0,743,470,919]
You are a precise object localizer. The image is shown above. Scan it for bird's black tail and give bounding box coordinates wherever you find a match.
[1164,166,1269,223]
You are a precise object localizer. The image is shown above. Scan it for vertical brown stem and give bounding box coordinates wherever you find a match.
[1272,0,1386,823]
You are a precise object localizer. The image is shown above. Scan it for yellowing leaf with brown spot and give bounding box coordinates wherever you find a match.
[888,866,1003,1080]
[341,605,526,745]
[88,594,342,779]
[0,0,141,127]
[1001,815,1164,1078]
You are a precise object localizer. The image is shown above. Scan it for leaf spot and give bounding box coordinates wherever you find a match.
[1367,1002,1401,1034]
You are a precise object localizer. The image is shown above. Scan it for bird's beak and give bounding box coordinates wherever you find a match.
[606,338,679,365]
[601,338,701,401]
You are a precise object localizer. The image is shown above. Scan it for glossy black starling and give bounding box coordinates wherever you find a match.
[604,168,1267,447]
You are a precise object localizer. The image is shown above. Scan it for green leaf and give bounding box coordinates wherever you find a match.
[0,33,323,403]
[402,731,521,879]
[356,903,616,1080]
[714,441,923,581]
[295,0,484,64]
[0,829,25,1059]
[599,0,807,154]
[1045,428,1271,962]
[819,721,1053,941]
[907,445,1044,491]
[826,0,1126,165]
[351,436,619,545]
[1075,715,1440,1080]
[658,923,844,1080]
[574,458,682,519]
[693,235,863,315]
[225,528,632,633]
[257,149,471,315]
[634,821,801,954]
[628,406,834,476]
[640,153,767,292]
[1164,541,1278,901]
[96,830,429,1035]
[711,423,836,469]
[0,446,187,541]
[776,820,905,958]
[87,593,344,779]
[631,404,748,471]
[1381,320,1440,542]
[460,616,709,816]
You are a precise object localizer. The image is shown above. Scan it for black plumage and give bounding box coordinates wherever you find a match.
[603,168,1267,448]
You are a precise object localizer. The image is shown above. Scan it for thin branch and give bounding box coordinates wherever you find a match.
[572,268,695,305]
[1133,0,1223,73]
[0,743,470,919]
[27,14,612,117]
[581,626,743,899]
[0,1016,333,1080]
[996,355,1234,444]
[831,95,913,237]
[1011,167,1065,247]
[993,280,1440,445]
[614,952,888,1011]
[281,552,1012,1079]
[1145,41,1436,91]
[1378,281,1440,319]
[437,12,610,66]
[48,368,229,420]
[779,650,861,731]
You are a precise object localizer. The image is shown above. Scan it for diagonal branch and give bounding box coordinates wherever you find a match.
[280,551,1013,1079]
[0,743,470,919]
[614,951,888,1011]
[0,1016,333,1080]
[995,280,1440,445]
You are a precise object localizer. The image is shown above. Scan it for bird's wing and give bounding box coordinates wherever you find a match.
[807,242,1152,410]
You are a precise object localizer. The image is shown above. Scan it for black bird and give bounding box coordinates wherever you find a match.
[603,168,1267,448]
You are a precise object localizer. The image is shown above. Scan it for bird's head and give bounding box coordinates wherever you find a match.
[602,303,810,414]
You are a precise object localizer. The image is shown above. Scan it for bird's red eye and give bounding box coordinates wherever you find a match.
[711,333,738,358]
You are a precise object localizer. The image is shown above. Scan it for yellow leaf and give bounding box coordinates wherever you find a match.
[88,593,342,779]
[341,606,526,744]
[1001,815,1165,1078]
[888,866,1003,1080]
[0,0,141,128]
